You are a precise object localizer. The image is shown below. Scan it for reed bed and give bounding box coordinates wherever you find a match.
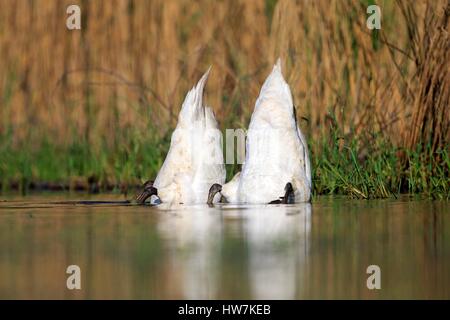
[0,0,448,198]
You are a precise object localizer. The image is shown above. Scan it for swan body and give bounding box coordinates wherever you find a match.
[238,59,311,203]
[150,69,226,204]
[220,172,241,203]
[214,59,311,204]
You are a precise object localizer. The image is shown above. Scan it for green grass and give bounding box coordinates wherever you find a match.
[0,130,170,193]
[311,114,449,200]
[312,136,449,200]
[1,126,448,199]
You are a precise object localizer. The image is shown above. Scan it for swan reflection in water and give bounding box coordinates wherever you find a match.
[156,203,312,299]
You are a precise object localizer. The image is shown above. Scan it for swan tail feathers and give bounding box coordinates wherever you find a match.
[205,106,219,129]
[178,67,211,125]
[255,58,293,113]
[275,57,282,70]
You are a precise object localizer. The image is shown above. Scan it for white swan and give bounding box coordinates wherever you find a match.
[208,59,311,204]
[136,68,226,204]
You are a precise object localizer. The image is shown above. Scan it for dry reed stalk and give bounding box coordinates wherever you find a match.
[399,0,449,154]
[0,0,447,159]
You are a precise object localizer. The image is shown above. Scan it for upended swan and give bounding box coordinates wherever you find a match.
[136,68,226,204]
[207,59,312,204]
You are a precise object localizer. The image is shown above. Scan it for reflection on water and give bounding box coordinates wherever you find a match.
[0,194,449,299]
[156,204,311,299]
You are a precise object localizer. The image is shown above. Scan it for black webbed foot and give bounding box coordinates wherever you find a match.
[135,180,158,204]
[268,182,295,204]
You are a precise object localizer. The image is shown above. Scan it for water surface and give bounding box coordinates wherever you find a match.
[0,193,449,299]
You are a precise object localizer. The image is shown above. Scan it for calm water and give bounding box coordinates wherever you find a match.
[0,193,449,299]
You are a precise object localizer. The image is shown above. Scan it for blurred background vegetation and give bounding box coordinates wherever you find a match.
[0,0,448,198]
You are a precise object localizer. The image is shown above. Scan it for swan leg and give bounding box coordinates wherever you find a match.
[207,183,222,205]
[269,182,295,204]
[135,180,158,204]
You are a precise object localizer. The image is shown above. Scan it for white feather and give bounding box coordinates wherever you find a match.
[153,68,226,204]
[230,58,311,203]
[221,172,241,203]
